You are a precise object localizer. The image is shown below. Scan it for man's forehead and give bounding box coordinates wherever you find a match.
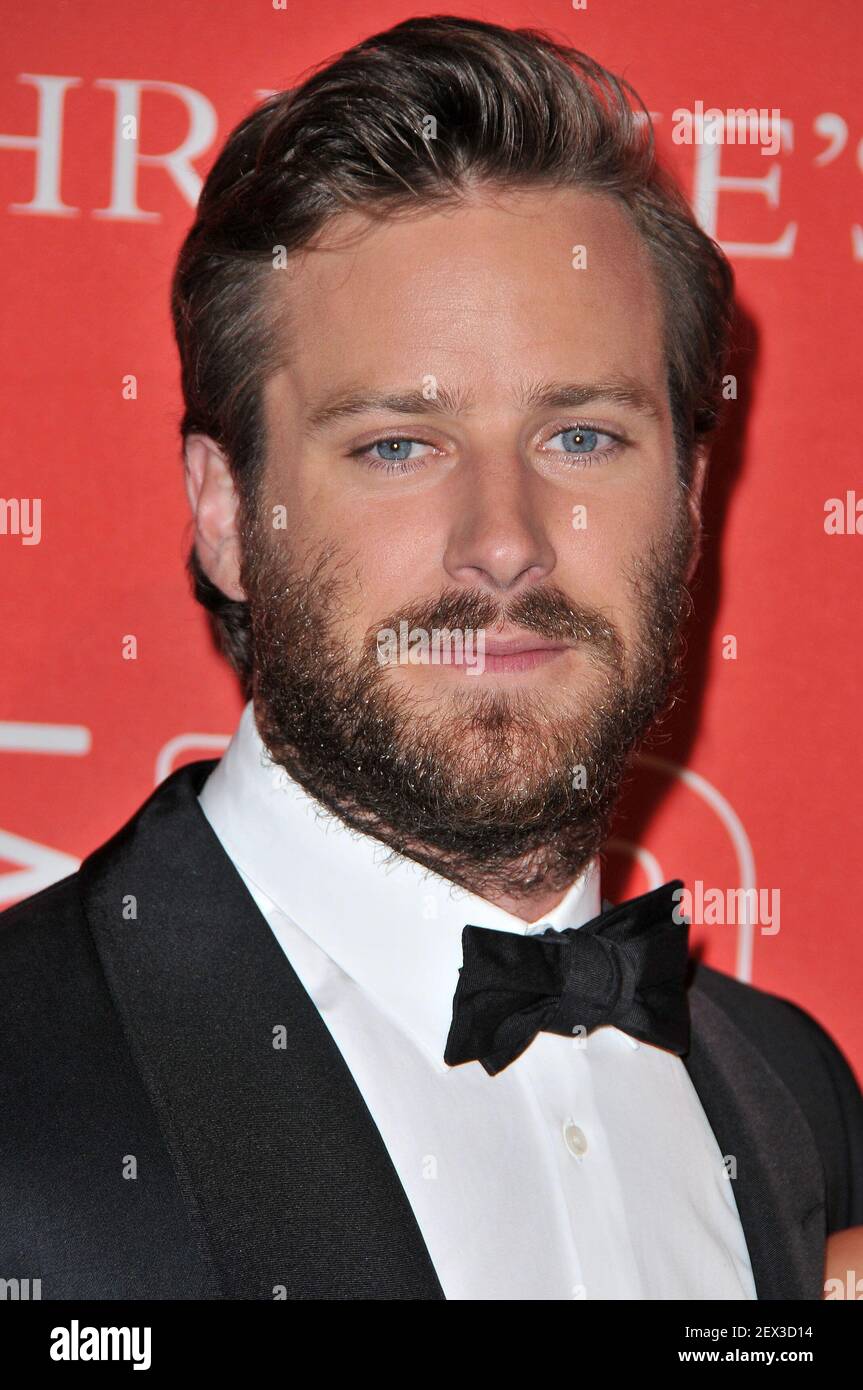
[268,186,667,418]
[286,185,659,306]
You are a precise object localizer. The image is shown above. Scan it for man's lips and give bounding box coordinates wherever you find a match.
[479,646,571,673]
[467,632,573,674]
[381,624,576,675]
[481,635,571,656]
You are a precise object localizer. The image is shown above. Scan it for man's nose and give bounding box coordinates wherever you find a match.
[442,459,558,595]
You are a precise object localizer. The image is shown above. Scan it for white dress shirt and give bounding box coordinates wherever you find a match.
[198,701,757,1300]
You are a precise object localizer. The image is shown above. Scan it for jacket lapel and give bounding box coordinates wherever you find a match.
[682,979,826,1299]
[78,759,445,1300]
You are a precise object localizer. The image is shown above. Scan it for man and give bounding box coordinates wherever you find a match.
[1,15,861,1301]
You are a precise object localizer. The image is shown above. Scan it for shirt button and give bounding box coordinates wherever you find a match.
[525,920,554,937]
[563,1120,588,1159]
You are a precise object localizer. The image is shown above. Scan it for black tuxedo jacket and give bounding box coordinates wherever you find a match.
[1,759,862,1300]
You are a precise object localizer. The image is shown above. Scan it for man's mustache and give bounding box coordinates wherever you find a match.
[365,585,624,659]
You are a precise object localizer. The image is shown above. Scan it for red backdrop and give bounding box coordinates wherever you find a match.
[2,1,861,1078]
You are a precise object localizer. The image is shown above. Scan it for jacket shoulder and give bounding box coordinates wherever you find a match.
[0,868,121,1081]
[0,871,91,977]
[0,786,221,1298]
[692,961,863,1232]
[0,758,220,966]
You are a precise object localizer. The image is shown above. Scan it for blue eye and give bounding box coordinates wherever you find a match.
[541,424,623,468]
[351,437,435,473]
[549,426,610,455]
[564,427,597,452]
[372,439,422,462]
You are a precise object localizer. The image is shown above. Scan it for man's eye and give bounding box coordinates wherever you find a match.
[351,437,436,473]
[545,425,619,459]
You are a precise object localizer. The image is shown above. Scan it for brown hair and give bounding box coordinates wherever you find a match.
[171,14,735,692]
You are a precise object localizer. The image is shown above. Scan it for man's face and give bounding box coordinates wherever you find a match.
[240,186,696,900]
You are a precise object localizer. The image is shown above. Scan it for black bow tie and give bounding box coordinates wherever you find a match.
[444,879,691,1075]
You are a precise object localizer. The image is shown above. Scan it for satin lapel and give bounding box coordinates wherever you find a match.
[683,983,826,1300]
[78,760,445,1300]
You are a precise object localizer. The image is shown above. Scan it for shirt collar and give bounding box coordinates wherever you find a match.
[198,701,603,1066]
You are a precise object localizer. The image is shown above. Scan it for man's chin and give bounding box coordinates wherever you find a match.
[397,732,573,801]
[361,696,606,822]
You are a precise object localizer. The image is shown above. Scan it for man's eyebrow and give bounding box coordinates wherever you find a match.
[303,384,473,435]
[515,378,665,422]
[302,377,663,434]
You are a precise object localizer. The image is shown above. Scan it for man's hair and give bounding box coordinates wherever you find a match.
[171,14,735,691]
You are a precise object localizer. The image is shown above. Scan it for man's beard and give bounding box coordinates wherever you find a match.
[239,497,694,903]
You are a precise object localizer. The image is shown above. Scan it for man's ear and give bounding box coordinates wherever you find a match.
[183,434,246,601]
[683,445,709,586]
